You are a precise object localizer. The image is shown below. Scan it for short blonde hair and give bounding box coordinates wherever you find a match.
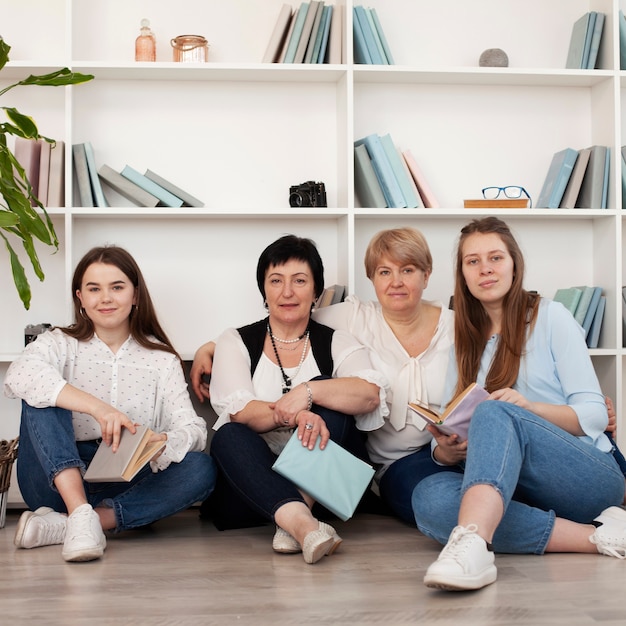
[364,227,433,279]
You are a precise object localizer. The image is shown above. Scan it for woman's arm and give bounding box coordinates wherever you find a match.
[190,340,216,402]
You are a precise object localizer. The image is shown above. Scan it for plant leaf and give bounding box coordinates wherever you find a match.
[0,211,19,227]
[0,232,31,310]
[3,107,38,137]
[18,68,94,87]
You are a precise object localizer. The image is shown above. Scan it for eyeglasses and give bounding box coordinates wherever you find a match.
[482,186,532,208]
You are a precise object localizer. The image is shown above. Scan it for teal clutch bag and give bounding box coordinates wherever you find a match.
[272,431,375,521]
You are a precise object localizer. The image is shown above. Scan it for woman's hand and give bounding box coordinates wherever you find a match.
[489,387,533,410]
[148,431,168,462]
[92,406,136,452]
[606,396,617,436]
[272,384,309,427]
[427,425,467,465]
[190,341,215,403]
[295,410,330,450]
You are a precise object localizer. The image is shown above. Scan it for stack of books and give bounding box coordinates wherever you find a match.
[565,11,605,69]
[316,284,345,308]
[353,5,394,65]
[14,137,65,208]
[262,2,342,64]
[72,142,204,208]
[553,285,605,348]
[536,145,610,209]
[354,133,439,209]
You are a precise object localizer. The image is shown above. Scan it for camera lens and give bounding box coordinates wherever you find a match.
[289,192,304,207]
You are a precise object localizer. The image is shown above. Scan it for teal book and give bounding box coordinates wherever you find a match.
[144,169,204,207]
[559,147,591,208]
[354,134,406,208]
[83,142,108,207]
[536,148,579,208]
[565,12,595,69]
[553,287,583,315]
[581,286,602,338]
[620,11,626,70]
[283,2,310,64]
[576,145,608,208]
[586,12,605,69]
[294,1,321,63]
[379,133,420,208]
[352,7,372,64]
[354,6,384,65]
[587,295,606,349]
[365,6,388,65]
[354,143,387,208]
[316,5,332,63]
[71,143,94,207]
[370,8,394,64]
[121,165,183,208]
[601,147,610,209]
[573,286,595,326]
[308,3,329,64]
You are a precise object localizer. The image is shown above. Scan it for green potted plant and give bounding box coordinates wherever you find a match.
[0,37,93,310]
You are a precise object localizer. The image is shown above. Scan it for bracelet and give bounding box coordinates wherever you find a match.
[303,382,313,411]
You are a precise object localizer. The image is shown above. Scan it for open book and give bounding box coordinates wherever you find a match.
[408,383,489,441]
[83,424,165,483]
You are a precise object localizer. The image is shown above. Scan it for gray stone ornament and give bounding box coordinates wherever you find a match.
[479,48,509,67]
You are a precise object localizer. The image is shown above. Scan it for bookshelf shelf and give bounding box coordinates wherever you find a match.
[1,0,626,478]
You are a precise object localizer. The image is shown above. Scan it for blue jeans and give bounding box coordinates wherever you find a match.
[17,402,217,532]
[378,446,463,525]
[206,404,369,530]
[412,400,625,554]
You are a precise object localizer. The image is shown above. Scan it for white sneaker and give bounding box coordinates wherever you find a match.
[14,507,67,549]
[590,506,626,558]
[61,503,107,562]
[424,524,497,591]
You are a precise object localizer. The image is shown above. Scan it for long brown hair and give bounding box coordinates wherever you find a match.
[453,217,539,396]
[60,246,181,361]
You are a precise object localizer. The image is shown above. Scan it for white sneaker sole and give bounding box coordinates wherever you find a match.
[424,565,497,591]
[62,539,106,562]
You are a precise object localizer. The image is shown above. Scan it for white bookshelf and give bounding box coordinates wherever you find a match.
[2,0,626,504]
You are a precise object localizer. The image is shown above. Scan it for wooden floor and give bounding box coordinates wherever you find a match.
[1,508,626,625]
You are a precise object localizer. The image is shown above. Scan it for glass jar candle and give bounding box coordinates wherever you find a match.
[171,35,209,62]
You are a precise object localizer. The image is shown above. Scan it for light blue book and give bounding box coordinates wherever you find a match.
[536,148,579,208]
[370,7,394,64]
[309,4,330,64]
[587,295,606,348]
[283,2,310,64]
[566,12,595,69]
[553,287,583,315]
[581,286,602,338]
[586,12,605,69]
[316,5,332,63]
[352,8,372,64]
[365,6,388,65]
[82,142,108,207]
[573,286,595,326]
[354,6,383,65]
[121,165,183,207]
[620,11,626,70]
[354,134,406,208]
[601,146,610,209]
[379,133,420,208]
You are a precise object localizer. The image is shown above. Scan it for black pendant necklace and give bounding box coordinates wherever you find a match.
[267,322,310,393]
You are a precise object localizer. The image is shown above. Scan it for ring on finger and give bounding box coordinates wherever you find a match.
[305,423,313,430]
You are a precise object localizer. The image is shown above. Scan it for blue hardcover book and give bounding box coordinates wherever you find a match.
[620,11,626,70]
[536,148,579,208]
[354,134,406,208]
[586,12,605,69]
[309,4,330,64]
[553,287,583,315]
[316,5,332,63]
[573,285,595,326]
[283,2,310,64]
[83,142,108,207]
[601,146,610,209]
[352,8,372,64]
[354,6,384,65]
[581,286,602,338]
[566,12,595,69]
[379,133,420,208]
[587,295,606,348]
[121,165,184,207]
[576,145,608,208]
[370,8,394,64]
[365,6,388,65]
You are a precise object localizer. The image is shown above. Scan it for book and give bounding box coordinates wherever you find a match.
[282,2,310,64]
[317,286,336,308]
[83,142,108,207]
[37,139,51,206]
[261,4,293,63]
[71,143,94,207]
[601,146,610,209]
[262,4,293,63]
[586,12,605,69]
[330,284,345,304]
[293,1,320,63]
[121,165,184,208]
[316,5,333,63]
[576,145,608,208]
[354,134,406,208]
[463,198,530,208]
[354,6,384,65]
[352,7,372,64]
[565,12,595,69]
[580,286,602,338]
[144,169,205,207]
[14,137,42,206]
[401,149,440,208]
[98,164,159,207]
[83,424,165,483]
[573,285,596,326]
[553,287,583,315]
[272,431,375,521]
[587,295,606,349]
[370,8,394,65]
[327,3,343,64]
[379,133,420,208]
[620,11,626,70]
[559,147,591,208]
[278,6,299,63]
[399,149,423,208]
[536,147,578,208]
[407,383,489,442]
[365,6,389,65]
[304,1,325,64]
[354,143,387,208]
[47,140,65,207]
[622,147,626,210]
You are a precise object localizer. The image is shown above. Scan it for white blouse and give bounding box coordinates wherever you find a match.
[210,325,388,456]
[313,296,454,473]
[3,329,207,471]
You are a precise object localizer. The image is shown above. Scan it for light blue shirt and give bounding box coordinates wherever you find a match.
[443,298,611,452]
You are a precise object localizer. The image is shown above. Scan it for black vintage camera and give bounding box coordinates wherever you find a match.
[289,181,327,208]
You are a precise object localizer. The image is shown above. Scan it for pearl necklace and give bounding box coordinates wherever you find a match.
[267,322,310,394]
[267,324,307,344]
